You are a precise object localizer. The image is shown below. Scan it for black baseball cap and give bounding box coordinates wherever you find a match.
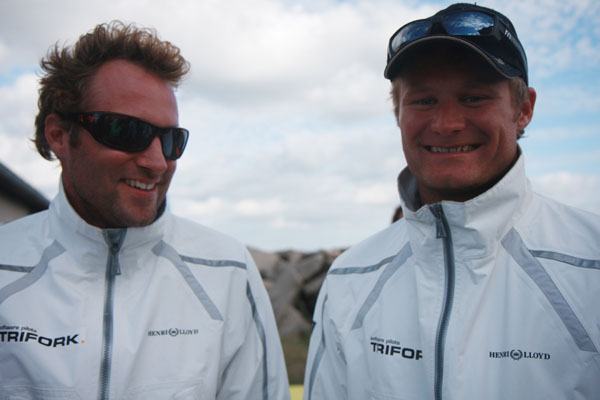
[384,3,528,84]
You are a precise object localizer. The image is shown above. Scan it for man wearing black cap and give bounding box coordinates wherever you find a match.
[304,3,600,399]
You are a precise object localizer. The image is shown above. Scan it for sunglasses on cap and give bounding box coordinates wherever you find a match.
[62,111,189,160]
[385,8,527,83]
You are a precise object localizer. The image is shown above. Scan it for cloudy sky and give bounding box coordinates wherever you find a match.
[1,0,599,252]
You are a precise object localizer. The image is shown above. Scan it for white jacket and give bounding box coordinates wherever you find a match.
[304,155,600,400]
[0,183,290,400]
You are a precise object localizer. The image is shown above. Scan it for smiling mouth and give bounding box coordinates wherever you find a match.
[427,145,478,153]
[125,179,156,191]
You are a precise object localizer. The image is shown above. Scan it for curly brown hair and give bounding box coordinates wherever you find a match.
[34,21,190,160]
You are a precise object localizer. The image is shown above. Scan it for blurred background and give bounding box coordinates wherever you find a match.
[1,0,599,252]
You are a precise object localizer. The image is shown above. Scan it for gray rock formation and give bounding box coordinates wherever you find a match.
[249,247,343,338]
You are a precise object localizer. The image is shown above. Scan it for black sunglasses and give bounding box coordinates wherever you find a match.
[61,111,189,160]
[388,10,526,69]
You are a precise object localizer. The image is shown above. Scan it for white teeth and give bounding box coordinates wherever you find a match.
[430,145,476,153]
[125,180,156,191]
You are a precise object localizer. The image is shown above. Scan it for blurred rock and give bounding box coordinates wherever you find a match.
[249,248,281,281]
[268,259,303,318]
[249,247,344,338]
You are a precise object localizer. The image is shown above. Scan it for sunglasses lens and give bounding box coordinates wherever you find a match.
[390,12,496,58]
[78,113,188,159]
[160,129,189,160]
[90,114,149,151]
[391,20,431,54]
[442,11,494,36]
[123,118,154,150]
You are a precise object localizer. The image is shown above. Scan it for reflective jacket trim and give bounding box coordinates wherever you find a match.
[328,256,395,276]
[530,250,600,270]
[306,246,414,398]
[502,228,598,353]
[246,282,269,400]
[183,249,268,398]
[0,265,34,273]
[352,244,412,330]
[307,294,328,400]
[152,240,224,321]
[182,255,247,270]
[0,241,65,305]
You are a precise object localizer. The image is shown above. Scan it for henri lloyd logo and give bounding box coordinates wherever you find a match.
[490,349,551,361]
[0,325,81,347]
[370,336,423,361]
[147,328,199,337]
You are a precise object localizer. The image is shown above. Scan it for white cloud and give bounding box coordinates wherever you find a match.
[307,65,389,121]
[270,216,309,230]
[0,73,38,137]
[0,73,60,200]
[532,172,600,213]
[534,83,600,118]
[0,41,7,61]
[0,0,598,251]
[234,197,285,216]
[524,125,597,142]
[481,0,600,78]
[175,196,224,219]
[0,133,61,200]
[354,183,397,205]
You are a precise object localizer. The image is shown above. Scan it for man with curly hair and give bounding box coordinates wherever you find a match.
[0,21,289,400]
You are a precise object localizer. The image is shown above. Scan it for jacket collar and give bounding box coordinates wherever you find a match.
[48,179,168,254]
[397,151,532,259]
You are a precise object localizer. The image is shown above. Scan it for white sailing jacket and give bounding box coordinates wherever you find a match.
[304,155,600,400]
[0,184,290,400]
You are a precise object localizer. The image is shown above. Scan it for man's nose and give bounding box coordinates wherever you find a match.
[135,136,169,173]
[431,102,466,135]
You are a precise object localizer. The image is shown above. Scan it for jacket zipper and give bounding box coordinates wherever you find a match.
[98,229,126,400]
[429,204,456,400]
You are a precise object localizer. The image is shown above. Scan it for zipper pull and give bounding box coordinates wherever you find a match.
[109,255,121,276]
[429,204,447,239]
[103,229,126,276]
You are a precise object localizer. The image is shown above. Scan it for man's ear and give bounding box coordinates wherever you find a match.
[44,113,70,160]
[516,87,537,132]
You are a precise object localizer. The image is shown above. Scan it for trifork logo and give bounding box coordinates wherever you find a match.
[1,325,81,347]
[370,336,423,360]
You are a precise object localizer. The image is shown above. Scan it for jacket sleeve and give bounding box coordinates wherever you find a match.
[303,277,347,400]
[216,249,290,400]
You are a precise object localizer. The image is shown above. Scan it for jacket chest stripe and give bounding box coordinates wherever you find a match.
[307,294,328,400]
[152,241,223,321]
[350,243,412,330]
[0,265,34,273]
[181,255,247,270]
[246,282,269,400]
[0,241,65,305]
[502,228,597,353]
[530,250,600,270]
[329,255,396,276]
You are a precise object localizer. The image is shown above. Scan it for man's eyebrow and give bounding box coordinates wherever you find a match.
[401,82,433,93]
[463,78,505,89]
